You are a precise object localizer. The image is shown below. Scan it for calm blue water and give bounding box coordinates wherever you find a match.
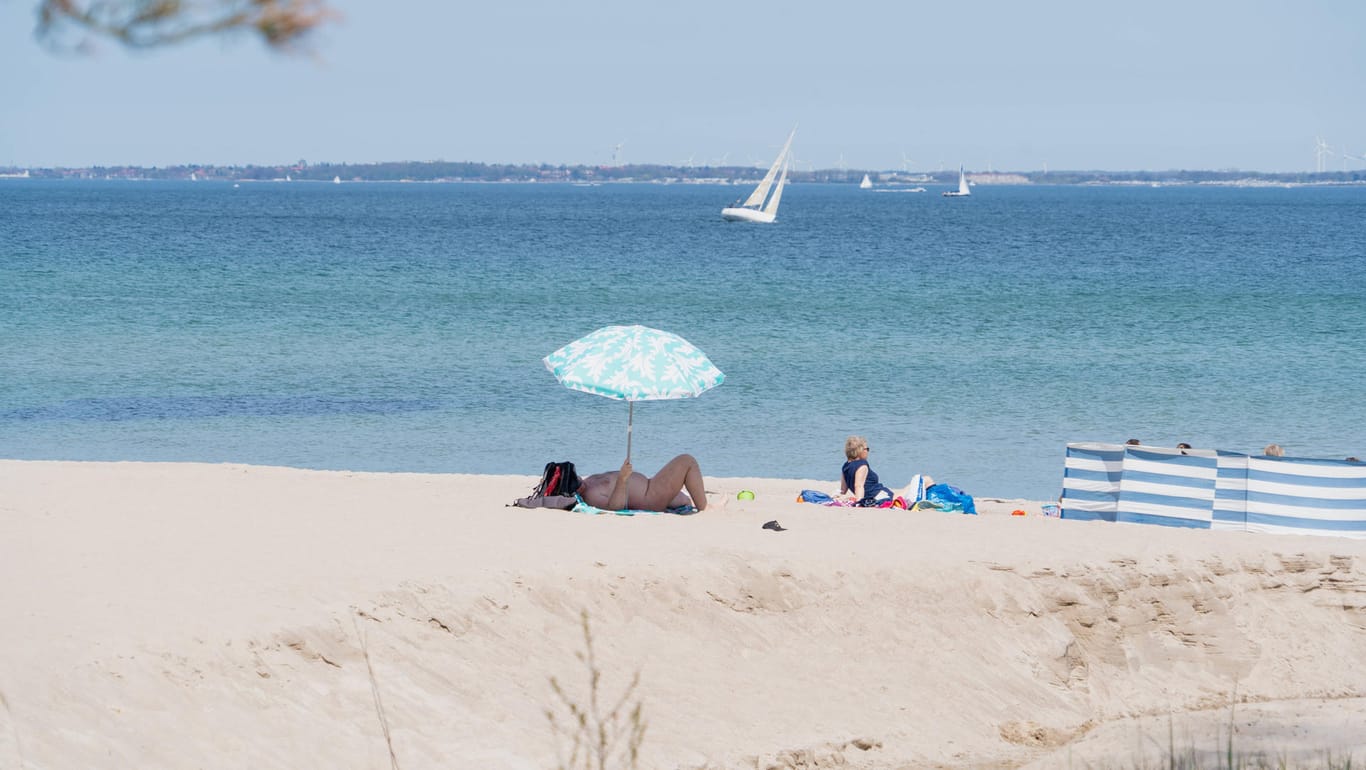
[2,180,1364,500]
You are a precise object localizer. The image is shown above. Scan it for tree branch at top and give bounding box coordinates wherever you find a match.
[36,0,339,53]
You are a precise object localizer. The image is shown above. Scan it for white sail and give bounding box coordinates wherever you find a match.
[859,174,872,189]
[763,156,790,216]
[741,164,779,208]
[740,129,795,208]
[942,164,971,197]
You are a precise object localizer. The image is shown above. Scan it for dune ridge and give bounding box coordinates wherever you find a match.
[1,460,1363,769]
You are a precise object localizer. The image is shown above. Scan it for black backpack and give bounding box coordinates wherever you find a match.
[533,461,581,497]
[512,461,581,509]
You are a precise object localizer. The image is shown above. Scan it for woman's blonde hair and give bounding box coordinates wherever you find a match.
[1263,443,1285,457]
[844,435,868,460]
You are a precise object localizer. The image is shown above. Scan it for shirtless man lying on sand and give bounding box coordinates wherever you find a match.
[577,454,710,512]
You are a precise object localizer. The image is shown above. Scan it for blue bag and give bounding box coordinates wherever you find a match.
[924,483,977,515]
[798,489,833,504]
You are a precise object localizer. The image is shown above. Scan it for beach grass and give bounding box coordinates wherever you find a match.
[355,613,400,770]
[1067,706,1360,770]
[546,611,647,770]
[1088,748,1358,769]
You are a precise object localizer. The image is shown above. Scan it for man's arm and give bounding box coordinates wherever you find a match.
[606,459,633,511]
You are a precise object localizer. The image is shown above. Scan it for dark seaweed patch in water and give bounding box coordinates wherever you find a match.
[2,395,442,422]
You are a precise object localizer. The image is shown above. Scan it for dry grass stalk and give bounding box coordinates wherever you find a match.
[0,686,24,769]
[353,613,400,770]
[545,610,647,770]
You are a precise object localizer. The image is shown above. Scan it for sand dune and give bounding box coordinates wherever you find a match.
[1,460,1363,769]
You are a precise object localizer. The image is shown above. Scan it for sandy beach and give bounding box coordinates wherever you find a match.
[2,459,1364,769]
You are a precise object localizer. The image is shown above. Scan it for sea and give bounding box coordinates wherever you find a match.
[2,179,1364,502]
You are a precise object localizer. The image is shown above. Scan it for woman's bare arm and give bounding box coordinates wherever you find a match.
[852,466,869,500]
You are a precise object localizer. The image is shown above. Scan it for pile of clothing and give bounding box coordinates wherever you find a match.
[797,482,977,515]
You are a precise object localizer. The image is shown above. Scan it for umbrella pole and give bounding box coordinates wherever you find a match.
[626,401,633,463]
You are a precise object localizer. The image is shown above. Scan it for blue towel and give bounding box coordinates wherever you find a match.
[571,496,697,516]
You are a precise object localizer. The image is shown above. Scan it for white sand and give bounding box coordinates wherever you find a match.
[1,460,1364,769]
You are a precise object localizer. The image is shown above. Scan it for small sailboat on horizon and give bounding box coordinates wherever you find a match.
[859,174,873,189]
[942,166,970,197]
[721,128,795,224]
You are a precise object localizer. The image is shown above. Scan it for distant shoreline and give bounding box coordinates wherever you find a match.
[3,161,1364,187]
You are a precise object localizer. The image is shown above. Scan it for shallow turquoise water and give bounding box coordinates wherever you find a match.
[2,180,1363,500]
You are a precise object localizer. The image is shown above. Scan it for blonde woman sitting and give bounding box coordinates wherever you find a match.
[838,435,932,507]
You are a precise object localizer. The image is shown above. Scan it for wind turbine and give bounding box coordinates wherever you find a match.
[789,152,815,172]
[1314,136,1331,173]
[742,136,781,169]
[1333,145,1366,170]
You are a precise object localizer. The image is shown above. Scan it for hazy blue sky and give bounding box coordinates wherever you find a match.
[2,0,1363,172]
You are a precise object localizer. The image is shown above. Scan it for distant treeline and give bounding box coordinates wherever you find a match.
[7,160,1364,185]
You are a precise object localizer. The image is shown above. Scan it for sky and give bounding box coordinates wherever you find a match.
[1,0,1364,172]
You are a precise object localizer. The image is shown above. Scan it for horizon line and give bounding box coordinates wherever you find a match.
[4,161,1362,177]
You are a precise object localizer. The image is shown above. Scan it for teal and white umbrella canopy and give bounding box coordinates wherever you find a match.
[543,325,724,460]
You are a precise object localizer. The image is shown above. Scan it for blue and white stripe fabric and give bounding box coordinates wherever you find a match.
[1060,443,1124,522]
[1114,447,1217,529]
[1212,451,1250,532]
[1059,445,1366,539]
[1244,456,1366,539]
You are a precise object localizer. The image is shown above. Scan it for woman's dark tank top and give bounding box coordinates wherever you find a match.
[842,459,892,505]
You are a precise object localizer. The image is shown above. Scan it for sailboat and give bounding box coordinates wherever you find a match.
[721,129,795,223]
[859,174,873,189]
[942,166,970,197]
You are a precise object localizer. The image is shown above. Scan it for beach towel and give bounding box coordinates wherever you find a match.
[797,490,911,509]
[571,496,697,516]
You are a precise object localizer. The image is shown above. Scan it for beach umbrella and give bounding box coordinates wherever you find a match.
[543,324,724,461]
